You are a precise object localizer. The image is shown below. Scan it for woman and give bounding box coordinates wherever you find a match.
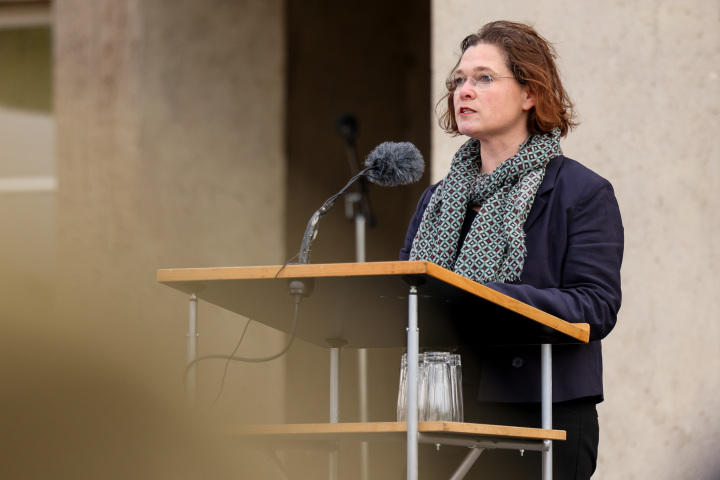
[400,21,623,479]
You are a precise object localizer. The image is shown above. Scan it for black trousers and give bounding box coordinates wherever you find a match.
[416,398,599,479]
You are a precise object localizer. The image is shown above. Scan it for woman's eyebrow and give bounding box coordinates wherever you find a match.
[454,65,495,76]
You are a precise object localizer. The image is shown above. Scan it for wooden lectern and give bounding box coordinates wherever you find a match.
[157,261,589,480]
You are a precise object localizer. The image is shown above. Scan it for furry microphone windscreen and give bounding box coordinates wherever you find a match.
[364,142,425,187]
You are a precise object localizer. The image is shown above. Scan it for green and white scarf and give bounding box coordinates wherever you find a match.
[409,129,562,284]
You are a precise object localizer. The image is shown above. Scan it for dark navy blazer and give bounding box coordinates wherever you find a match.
[400,155,624,403]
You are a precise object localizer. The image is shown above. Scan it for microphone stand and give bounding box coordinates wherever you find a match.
[337,118,372,480]
[335,114,375,261]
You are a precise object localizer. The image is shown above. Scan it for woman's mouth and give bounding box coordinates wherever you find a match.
[458,107,476,115]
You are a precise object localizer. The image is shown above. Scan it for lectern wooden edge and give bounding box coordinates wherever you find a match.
[157,261,590,480]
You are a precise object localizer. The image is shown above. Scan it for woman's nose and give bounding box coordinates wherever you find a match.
[456,81,475,98]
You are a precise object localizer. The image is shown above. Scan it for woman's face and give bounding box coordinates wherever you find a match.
[453,43,535,143]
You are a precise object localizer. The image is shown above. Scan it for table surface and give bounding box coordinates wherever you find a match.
[157,261,589,348]
[227,421,565,443]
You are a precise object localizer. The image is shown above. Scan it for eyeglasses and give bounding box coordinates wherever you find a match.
[449,74,515,93]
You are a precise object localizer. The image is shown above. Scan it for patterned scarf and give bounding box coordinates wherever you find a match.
[410,129,562,284]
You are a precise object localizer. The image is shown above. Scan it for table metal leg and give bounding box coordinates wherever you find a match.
[358,348,369,480]
[449,448,485,480]
[407,285,419,480]
[187,293,198,404]
[326,340,345,480]
[329,447,339,480]
[330,347,340,424]
[541,343,552,480]
[267,450,292,480]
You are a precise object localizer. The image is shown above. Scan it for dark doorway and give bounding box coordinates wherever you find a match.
[285,0,431,265]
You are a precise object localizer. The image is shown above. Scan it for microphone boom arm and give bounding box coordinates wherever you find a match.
[297,166,372,264]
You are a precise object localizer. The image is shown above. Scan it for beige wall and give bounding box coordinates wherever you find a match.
[0,13,55,328]
[432,2,720,479]
[46,0,285,476]
[0,106,55,323]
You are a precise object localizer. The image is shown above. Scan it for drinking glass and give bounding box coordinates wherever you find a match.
[449,353,463,422]
[396,353,408,421]
[397,352,463,422]
[420,352,452,421]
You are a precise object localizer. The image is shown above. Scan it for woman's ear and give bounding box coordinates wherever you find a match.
[522,86,536,111]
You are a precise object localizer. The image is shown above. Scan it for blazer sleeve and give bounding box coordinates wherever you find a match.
[486,178,624,342]
[399,183,439,260]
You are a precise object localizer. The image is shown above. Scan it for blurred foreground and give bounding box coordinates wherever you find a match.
[0,325,273,479]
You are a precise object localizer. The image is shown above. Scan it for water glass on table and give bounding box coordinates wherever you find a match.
[397,351,463,422]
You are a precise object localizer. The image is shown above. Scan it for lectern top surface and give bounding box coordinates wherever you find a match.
[157,261,589,348]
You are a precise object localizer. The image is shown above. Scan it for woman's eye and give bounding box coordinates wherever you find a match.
[453,77,466,87]
[477,74,493,84]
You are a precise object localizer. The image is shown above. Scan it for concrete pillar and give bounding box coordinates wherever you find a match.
[54,0,286,424]
[431,2,720,478]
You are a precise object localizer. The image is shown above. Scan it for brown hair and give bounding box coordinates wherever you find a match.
[438,21,578,137]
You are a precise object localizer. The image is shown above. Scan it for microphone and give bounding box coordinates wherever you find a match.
[364,141,425,187]
[297,142,425,264]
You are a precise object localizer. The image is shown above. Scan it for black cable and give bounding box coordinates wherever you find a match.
[207,318,252,409]
[297,168,373,264]
[184,293,303,388]
[274,252,299,279]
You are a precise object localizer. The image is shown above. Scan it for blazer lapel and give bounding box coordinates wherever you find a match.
[524,156,563,232]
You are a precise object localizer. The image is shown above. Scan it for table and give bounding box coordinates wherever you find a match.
[157,261,589,479]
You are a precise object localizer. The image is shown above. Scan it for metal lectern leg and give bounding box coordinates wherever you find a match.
[187,293,198,405]
[329,346,341,480]
[329,347,341,424]
[407,286,419,480]
[541,343,552,480]
[449,448,485,480]
[326,342,344,480]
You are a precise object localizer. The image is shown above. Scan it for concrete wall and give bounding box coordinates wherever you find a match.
[48,0,286,476]
[432,2,720,479]
[0,10,55,331]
